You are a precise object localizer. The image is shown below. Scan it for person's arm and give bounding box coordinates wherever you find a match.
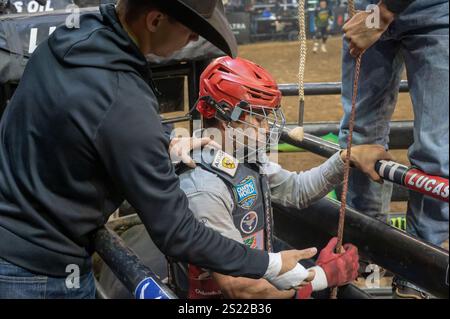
[212,273,297,299]
[93,73,268,278]
[213,238,360,300]
[188,191,305,298]
[185,184,317,299]
[344,0,417,56]
[184,190,244,243]
[343,1,398,56]
[267,145,393,209]
[186,183,359,299]
[267,152,346,210]
[212,264,328,299]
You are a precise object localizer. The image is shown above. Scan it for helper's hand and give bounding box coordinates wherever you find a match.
[169,137,220,168]
[341,144,394,183]
[316,237,359,287]
[343,2,395,57]
[279,249,317,289]
[279,248,317,277]
[264,248,317,291]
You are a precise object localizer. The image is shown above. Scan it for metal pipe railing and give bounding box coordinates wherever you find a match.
[273,198,449,299]
[162,116,413,150]
[93,226,177,299]
[281,131,449,203]
[281,131,339,157]
[285,120,413,149]
[278,80,409,96]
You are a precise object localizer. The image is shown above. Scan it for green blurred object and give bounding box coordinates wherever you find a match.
[327,189,338,200]
[388,215,407,232]
[277,132,339,152]
[321,132,339,144]
[277,143,304,152]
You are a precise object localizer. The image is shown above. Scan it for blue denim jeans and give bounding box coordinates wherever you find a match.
[339,0,449,246]
[0,258,96,299]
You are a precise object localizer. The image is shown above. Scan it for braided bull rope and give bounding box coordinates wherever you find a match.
[287,0,307,141]
[330,0,362,299]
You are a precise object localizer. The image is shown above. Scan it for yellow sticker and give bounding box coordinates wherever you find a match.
[212,151,238,177]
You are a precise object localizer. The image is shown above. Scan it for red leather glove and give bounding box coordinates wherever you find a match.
[295,283,313,299]
[316,237,359,287]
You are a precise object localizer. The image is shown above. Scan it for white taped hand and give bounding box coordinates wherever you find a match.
[271,264,310,290]
[309,266,328,291]
[263,253,310,290]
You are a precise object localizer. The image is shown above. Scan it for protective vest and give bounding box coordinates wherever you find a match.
[171,150,274,299]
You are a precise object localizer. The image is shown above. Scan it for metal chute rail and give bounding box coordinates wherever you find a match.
[272,198,449,299]
[101,205,449,300]
[281,131,449,203]
[278,80,409,96]
[92,226,177,299]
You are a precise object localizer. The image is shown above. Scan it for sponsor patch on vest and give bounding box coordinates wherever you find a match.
[240,211,259,234]
[234,176,258,209]
[243,230,264,249]
[212,150,238,177]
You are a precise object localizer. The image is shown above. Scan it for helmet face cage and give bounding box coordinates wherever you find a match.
[225,103,286,163]
[197,57,285,162]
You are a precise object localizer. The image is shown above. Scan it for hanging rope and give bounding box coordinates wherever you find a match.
[297,0,307,126]
[285,0,363,298]
[330,0,363,299]
[349,0,357,17]
[288,0,307,141]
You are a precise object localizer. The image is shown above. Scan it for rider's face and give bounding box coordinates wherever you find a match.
[231,111,270,146]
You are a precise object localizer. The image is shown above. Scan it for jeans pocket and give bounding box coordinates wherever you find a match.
[0,265,47,299]
[0,274,48,283]
[0,259,48,282]
[45,271,96,299]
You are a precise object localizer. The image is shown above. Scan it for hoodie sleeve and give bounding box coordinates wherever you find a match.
[93,73,268,278]
[383,0,414,14]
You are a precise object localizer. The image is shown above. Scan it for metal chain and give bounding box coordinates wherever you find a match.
[330,0,362,299]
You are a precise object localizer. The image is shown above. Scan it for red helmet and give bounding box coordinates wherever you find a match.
[197,57,282,119]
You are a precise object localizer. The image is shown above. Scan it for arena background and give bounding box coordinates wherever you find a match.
[0,0,425,222]
[167,36,413,214]
[242,38,412,212]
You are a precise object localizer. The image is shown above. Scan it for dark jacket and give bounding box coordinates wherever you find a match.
[0,4,268,278]
[383,0,414,13]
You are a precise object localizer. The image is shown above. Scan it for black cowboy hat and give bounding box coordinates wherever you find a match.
[151,0,238,57]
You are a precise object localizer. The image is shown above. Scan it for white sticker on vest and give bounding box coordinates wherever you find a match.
[212,150,238,177]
